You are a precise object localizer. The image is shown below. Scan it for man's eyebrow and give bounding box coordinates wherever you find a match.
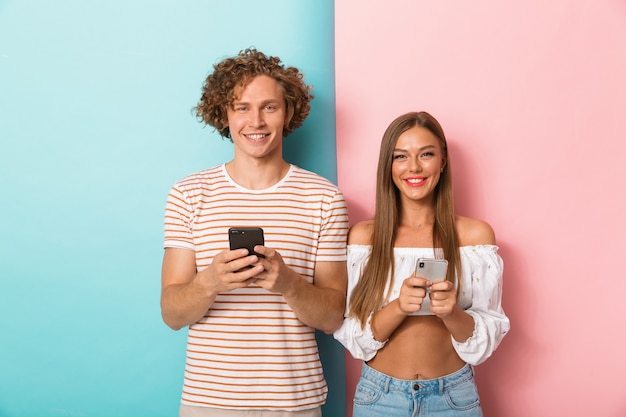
[233,99,281,105]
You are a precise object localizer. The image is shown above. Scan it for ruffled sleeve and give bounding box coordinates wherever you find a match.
[452,245,510,365]
[333,245,387,361]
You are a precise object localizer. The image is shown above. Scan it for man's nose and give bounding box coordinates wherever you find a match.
[250,109,265,127]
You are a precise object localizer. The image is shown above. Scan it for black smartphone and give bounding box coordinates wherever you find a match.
[228,227,265,258]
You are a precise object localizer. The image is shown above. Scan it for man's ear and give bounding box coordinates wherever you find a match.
[283,108,293,131]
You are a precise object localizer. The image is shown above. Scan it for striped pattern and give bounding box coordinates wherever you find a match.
[164,164,349,411]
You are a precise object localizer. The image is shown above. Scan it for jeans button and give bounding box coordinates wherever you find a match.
[413,383,419,390]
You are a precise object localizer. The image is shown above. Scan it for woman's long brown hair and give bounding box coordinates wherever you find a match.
[349,111,462,327]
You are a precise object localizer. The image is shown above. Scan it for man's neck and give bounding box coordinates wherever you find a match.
[225,158,290,190]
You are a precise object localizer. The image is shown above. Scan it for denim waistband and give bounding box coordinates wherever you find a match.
[360,363,474,396]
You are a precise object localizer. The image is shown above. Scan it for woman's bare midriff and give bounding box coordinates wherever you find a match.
[367,315,466,380]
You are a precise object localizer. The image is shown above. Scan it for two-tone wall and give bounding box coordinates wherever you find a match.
[1,1,625,416]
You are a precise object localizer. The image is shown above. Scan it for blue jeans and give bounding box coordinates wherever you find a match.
[353,363,483,417]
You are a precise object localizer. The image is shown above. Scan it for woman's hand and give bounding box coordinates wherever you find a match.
[398,276,430,315]
[429,280,457,318]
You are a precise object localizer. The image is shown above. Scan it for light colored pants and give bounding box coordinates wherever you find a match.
[180,404,322,417]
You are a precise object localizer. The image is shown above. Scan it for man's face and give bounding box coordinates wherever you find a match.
[226,75,287,160]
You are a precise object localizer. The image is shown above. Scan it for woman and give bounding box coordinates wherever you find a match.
[334,111,509,417]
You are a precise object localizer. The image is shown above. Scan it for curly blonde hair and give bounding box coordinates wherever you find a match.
[194,48,314,140]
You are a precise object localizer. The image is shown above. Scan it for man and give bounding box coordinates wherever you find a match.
[161,48,349,417]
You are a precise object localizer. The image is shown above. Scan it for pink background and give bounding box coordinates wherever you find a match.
[334,1,626,416]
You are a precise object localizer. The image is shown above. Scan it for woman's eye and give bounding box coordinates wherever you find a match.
[392,154,406,160]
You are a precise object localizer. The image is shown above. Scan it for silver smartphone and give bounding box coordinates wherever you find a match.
[228,227,265,258]
[414,258,448,283]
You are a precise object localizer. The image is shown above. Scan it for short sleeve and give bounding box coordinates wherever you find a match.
[316,189,349,262]
[163,184,195,250]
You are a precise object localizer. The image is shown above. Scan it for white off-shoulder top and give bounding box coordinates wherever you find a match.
[333,244,510,365]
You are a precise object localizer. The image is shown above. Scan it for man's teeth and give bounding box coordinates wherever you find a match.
[247,134,266,140]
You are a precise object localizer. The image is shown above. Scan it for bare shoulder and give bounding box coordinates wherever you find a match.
[456,215,496,246]
[347,220,374,245]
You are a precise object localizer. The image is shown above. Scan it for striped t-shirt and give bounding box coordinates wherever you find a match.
[163,164,349,411]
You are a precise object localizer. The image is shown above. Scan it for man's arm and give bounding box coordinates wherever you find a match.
[160,247,262,330]
[285,260,347,334]
[252,246,347,334]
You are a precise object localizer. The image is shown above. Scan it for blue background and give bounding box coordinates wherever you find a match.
[0,1,344,416]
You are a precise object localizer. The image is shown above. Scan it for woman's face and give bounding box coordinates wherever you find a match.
[391,126,446,205]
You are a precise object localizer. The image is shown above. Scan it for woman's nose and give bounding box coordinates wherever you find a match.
[409,158,422,172]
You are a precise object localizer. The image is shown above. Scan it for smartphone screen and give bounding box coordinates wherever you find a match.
[228,227,265,258]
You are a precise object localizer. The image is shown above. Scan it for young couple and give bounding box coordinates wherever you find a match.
[160,48,510,417]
